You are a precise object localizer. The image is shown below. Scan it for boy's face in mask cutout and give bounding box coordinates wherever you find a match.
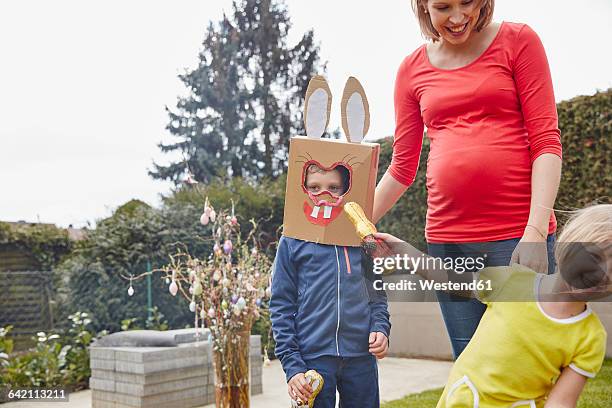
[302,164,350,226]
[304,165,348,197]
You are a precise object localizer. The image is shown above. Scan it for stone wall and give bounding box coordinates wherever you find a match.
[90,332,262,408]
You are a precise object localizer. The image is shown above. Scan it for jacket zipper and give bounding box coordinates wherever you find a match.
[334,245,341,356]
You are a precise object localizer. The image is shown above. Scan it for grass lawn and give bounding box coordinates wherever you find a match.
[382,359,612,408]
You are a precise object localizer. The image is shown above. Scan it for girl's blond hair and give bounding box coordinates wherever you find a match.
[555,204,612,265]
[411,0,495,42]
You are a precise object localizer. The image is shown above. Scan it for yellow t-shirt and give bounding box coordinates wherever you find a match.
[437,264,607,408]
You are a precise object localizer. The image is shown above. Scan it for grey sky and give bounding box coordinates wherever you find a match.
[1,1,610,227]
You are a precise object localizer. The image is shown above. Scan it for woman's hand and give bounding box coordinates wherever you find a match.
[516,153,561,274]
[510,227,549,274]
[372,232,404,245]
[288,373,313,403]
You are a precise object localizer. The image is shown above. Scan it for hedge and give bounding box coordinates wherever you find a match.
[556,89,611,225]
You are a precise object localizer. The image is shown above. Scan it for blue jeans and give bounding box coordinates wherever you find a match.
[304,355,379,408]
[428,234,556,359]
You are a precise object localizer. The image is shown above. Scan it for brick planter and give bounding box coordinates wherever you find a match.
[89,330,262,408]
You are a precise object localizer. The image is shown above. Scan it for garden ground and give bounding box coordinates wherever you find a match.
[5,358,610,407]
[2,357,453,408]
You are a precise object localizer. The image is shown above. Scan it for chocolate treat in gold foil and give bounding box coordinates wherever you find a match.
[291,370,324,408]
[344,202,394,269]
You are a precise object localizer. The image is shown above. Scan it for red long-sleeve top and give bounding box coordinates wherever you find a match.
[390,22,562,243]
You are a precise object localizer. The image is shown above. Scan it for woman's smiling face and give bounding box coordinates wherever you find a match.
[425,0,483,45]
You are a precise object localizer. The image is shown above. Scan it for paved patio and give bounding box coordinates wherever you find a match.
[2,358,452,407]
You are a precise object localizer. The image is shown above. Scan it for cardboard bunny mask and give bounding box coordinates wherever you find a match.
[282,76,380,246]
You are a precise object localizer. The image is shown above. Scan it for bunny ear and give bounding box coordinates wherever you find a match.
[304,75,332,139]
[341,77,370,143]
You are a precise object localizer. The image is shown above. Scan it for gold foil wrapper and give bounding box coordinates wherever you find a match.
[344,202,377,239]
[344,202,395,275]
[291,370,324,408]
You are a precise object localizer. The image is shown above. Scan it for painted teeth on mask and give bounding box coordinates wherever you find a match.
[309,205,334,219]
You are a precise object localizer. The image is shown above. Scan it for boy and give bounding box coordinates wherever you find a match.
[271,164,391,408]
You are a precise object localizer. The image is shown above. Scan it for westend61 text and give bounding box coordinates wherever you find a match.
[372,254,486,275]
[373,279,493,292]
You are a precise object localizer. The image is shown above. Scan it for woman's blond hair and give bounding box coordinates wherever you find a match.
[555,204,612,266]
[411,0,495,42]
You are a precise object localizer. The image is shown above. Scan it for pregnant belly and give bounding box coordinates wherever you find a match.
[426,142,532,220]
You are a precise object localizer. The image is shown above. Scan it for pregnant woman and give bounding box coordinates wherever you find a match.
[373,0,563,358]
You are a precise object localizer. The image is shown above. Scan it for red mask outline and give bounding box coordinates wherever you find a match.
[301,159,353,226]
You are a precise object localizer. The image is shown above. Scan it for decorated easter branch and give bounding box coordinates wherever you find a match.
[121,185,272,408]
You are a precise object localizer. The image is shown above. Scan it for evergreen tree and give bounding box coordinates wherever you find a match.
[150,0,323,183]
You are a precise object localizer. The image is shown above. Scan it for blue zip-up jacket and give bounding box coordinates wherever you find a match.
[270,236,391,382]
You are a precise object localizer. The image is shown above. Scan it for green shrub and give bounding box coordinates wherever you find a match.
[61,312,95,387]
[55,204,192,333]
[55,177,284,335]
[119,307,169,332]
[556,89,611,225]
[0,313,97,390]
[0,326,14,369]
[163,176,286,251]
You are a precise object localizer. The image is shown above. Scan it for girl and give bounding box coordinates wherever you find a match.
[375,204,610,407]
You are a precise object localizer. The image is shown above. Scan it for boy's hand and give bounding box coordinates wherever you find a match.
[369,331,389,359]
[288,373,313,403]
